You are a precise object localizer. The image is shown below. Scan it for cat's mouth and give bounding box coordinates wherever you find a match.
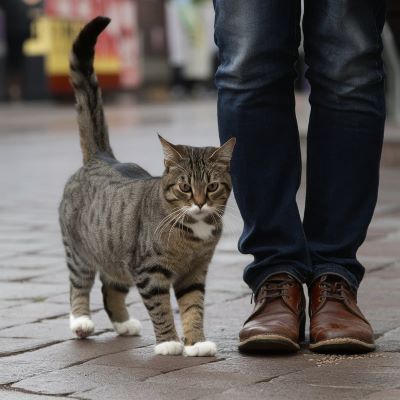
[187,203,213,219]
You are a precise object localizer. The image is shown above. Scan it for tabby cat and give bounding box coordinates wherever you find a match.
[59,17,235,356]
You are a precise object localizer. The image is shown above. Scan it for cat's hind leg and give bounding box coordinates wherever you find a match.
[101,277,141,336]
[67,251,96,338]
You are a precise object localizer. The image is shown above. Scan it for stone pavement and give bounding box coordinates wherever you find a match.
[0,98,400,399]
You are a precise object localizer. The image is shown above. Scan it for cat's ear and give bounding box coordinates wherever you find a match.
[209,137,236,166]
[158,134,183,169]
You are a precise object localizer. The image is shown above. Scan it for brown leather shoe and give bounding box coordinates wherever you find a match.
[309,275,375,353]
[239,273,305,353]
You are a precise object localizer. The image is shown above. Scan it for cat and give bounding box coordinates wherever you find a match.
[59,16,235,356]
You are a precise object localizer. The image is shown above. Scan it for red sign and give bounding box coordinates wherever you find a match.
[44,0,141,88]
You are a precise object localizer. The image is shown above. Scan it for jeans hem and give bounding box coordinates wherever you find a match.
[248,265,308,295]
[310,264,360,291]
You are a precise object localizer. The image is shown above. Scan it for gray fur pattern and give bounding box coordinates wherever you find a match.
[59,17,235,356]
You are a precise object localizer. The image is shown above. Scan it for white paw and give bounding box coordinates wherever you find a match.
[185,341,217,357]
[154,341,183,356]
[70,315,95,338]
[113,318,142,336]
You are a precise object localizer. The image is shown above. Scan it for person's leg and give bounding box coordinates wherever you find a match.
[303,0,386,353]
[214,0,311,294]
[303,0,386,289]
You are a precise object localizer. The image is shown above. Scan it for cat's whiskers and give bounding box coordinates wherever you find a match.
[154,207,183,236]
[154,207,191,240]
[216,203,242,216]
[166,206,190,246]
[175,208,190,244]
[213,207,241,236]
[214,205,242,222]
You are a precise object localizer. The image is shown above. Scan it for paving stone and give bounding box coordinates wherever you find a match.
[205,353,400,399]
[204,383,373,400]
[0,319,88,341]
[0,255,63,270]
[0,100,400,398]
[0,334,153,384]
[145,353,312,391]
[0,300,28,310]
[7,332,153,365]
[365,226,399,242]
[376,326,400,352]
[0,268,49,282]
[0,389,67,399]
[12,364,160,395]
[358,276,400,335]
[75,382,213,400]
[0,360,67,385]
[364,389,400,399]
[0,338,59,356]
[358,237,400,258]
[0,282,67,301]
[360,256,398,273]
[0,302,69,324]
[86,345,217,372]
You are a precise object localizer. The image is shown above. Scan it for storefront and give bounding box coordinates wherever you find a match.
[23,0,141,98]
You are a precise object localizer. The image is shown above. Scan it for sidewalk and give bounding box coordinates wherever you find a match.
[0,99,399,399]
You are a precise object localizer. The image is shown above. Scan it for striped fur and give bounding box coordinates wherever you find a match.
[69,16,114,164]
[60,17,235,355]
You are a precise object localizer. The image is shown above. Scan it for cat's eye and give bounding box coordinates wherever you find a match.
[179,183,191,193]
[207,182,219,192]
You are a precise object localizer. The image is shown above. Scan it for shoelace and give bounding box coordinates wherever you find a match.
[320,281,346,301]
[251,280,293,303]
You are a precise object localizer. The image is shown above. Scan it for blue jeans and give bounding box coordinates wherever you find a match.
[214,0,386,293]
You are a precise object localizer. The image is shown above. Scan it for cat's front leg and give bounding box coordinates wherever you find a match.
[174,272,217,357]
[137,267,183,355]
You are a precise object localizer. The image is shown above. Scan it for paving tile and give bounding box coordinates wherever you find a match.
[0,316,38,330]
[358,239,400,258]
[7,332,153,364]
[204,353,400,400]
[358,276,400,335]
[0,360,67,385]
[145,353,312,391]
[0,338,59,356]
[376,326,400,352]
[364,389,400,399]
[0,282,67,301]
[86,345,217,372]
[0,319,87,341]
[0,268,49,282]
[0,99,400,398]
[0,389,67,399]
[0,333,153,384]
[204,383,373,400]
[75,382,212,400]
[0,302,69,324]
[12,364,160,395]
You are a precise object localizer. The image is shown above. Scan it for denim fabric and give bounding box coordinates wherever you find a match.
[214,0,386,293]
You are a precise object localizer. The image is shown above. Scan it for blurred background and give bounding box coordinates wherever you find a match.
[0,0,397,116]
[0,0,219,101]
[0,0,399,161]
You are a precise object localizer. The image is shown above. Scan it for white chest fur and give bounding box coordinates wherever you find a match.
[187,220,214,240]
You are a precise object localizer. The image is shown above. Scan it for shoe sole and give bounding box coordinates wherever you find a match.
[310,338,375,354]
[239,334,300,354]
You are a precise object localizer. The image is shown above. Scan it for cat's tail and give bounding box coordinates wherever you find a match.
[70,16,114,164]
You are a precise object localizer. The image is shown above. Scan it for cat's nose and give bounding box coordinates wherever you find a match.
[194,200,206,210]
